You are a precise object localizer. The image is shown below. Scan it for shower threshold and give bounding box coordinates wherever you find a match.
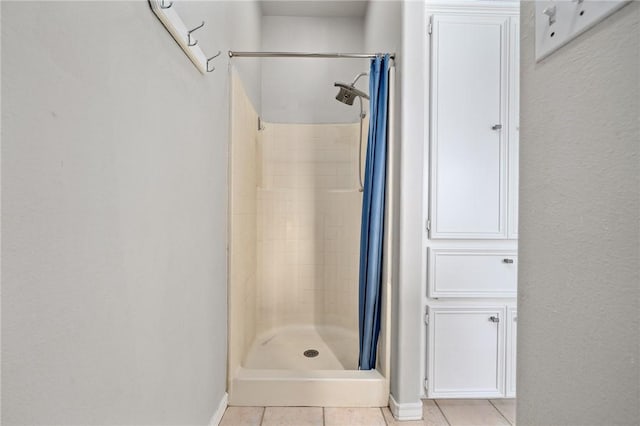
[228,325,389,407]
[229,368,388,407]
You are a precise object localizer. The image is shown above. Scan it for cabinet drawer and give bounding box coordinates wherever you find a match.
[428,248,517,298]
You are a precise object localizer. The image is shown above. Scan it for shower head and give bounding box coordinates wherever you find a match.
[334,72,369,106]
[334,83,369,105]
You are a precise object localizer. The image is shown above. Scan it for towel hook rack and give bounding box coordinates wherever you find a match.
[187,21,205,47]
[149,0,216,74]
[206,50,222,72]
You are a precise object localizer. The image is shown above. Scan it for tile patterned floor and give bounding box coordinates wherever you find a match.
[220,399,516,426]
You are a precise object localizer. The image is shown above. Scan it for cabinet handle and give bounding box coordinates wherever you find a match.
[503,258,514,264]
[489,316,500,323]
[492,124,503,130]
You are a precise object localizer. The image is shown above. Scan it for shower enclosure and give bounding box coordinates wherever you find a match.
[227,53,394,407]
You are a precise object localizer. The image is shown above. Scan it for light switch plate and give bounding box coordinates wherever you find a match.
[535,0,630,62]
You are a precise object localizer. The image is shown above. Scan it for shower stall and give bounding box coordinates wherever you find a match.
[227,52,394,407]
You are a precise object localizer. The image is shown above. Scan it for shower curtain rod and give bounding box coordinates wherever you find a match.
[228,51,395,60]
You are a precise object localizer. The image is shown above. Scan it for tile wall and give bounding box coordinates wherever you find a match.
[256,122,366,338]
[230,76,369,371]
[229,71,259,381]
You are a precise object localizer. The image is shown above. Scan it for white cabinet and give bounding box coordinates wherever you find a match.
[423,4,519,402]
[428,13,519,240]
[428,248,518,298]
[506,307,517,397]
[508,18,520,239]
[429,14,509,239]
[427,306,505,398]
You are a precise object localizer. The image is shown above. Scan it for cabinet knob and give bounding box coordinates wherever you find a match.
[489,316,500,323]
[492,124,503,130]
[503,258,514,264]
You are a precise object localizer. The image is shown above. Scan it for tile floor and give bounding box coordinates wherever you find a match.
[220,399,516,426]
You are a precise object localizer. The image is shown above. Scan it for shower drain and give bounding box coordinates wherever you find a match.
[303,349,319,358]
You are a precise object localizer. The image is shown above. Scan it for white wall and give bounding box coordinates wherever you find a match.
[176,1,262,108]
[219,4,262,109]
[260,15,367,124]
[518,3,640,425]
[1,1,260,424]
[364,0,420,410]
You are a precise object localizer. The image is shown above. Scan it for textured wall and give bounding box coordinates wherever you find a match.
[1,1,260,424]
[261,16,368,124]
[518,3,640,425]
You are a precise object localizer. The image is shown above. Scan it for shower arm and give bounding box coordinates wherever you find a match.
[351,72,368,88]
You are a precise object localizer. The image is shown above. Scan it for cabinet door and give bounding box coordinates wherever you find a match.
[506,307,517,397]
[508,17,520,239]
[430,14,509,239]
[427,306,505,398]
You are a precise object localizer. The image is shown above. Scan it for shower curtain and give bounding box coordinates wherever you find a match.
[358,54,390,370]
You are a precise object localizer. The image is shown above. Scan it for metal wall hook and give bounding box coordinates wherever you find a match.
[206,51,222,72]
[187,21,205,47]
[160,0,172,9]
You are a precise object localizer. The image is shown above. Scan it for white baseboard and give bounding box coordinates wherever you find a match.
[209,392,229,426]
[389,394,422,421]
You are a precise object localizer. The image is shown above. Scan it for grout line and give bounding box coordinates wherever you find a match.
[433,399,452,426]
[322,407,326,426]
[488,400,514,426]
[259,406,266,426]
[380,407,389,426]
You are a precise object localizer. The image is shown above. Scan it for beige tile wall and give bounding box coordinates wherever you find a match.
[229,71,259,382]
[256,123,365,339]
[230,80,368,371]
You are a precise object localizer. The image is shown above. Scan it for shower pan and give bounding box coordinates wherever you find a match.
[227,53,395,407]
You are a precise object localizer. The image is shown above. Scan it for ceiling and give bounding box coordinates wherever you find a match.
[260,1,369,18]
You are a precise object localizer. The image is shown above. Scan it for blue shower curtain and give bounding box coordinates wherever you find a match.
[358,54,390,370]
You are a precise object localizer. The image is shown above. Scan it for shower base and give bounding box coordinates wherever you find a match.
[244,325,358,370]
[229,325,388,407]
